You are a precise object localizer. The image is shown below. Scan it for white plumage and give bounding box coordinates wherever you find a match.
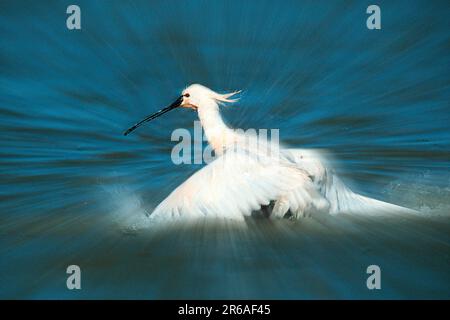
[126,84,416,222]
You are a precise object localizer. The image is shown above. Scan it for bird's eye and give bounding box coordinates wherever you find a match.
[184,93,190,98]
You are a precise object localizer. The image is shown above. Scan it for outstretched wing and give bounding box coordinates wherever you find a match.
[324,173,417,214]
[149,150,313,222]
[283,148,418,215]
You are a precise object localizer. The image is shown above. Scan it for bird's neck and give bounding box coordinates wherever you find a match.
[197,100,235,154]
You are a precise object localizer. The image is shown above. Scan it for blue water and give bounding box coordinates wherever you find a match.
[0,0,449,299]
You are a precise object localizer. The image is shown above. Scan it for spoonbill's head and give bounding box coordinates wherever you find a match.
[180,84,239,111]
[124,84,239,136]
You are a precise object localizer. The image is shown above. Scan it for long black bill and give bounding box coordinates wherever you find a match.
[123,96,183,136]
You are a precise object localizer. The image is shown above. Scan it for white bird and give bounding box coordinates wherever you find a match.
[124,84,416,222]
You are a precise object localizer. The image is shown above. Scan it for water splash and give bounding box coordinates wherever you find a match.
[102,185,154,233]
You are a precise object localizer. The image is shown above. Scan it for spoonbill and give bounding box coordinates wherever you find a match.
[124,84,416,221]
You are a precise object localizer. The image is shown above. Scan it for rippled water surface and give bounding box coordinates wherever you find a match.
[0,0,449,299]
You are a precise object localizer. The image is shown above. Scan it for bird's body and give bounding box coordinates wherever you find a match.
[125,84,416,222]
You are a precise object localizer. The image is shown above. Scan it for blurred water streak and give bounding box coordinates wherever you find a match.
[0,0,449,298]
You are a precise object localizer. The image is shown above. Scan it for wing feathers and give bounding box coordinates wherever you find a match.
[150,151,312,221]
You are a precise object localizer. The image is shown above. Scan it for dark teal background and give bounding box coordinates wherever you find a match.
[0,0,449,299]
